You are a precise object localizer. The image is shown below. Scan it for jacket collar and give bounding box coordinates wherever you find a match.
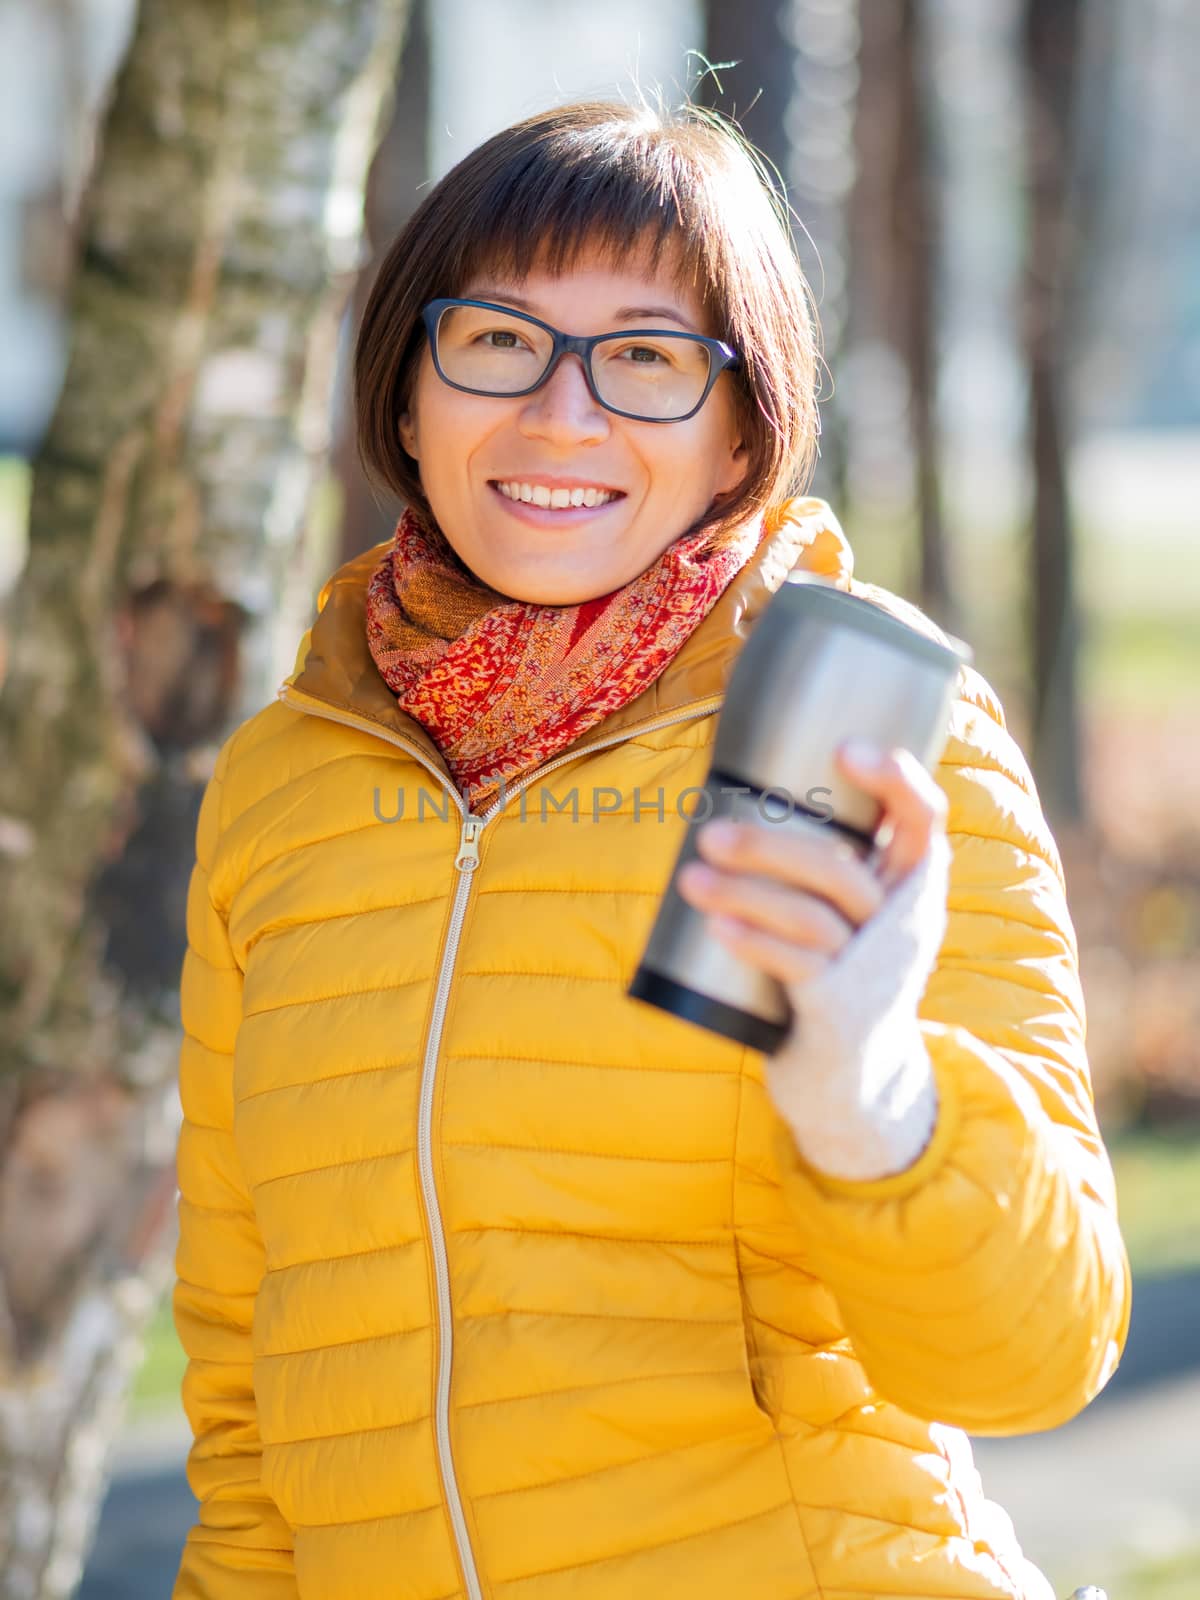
[279,495,855,782]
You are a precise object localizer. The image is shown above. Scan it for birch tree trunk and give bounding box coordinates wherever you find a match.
[335,0,429,565]
[0,1,411,1593]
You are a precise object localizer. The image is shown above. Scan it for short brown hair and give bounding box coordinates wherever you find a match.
[354,97,822,547]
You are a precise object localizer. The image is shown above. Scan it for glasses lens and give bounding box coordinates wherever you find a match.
[591,333,713,420]
[434,304,553,393]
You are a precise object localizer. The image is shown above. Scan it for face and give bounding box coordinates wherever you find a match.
[398,243,750,604]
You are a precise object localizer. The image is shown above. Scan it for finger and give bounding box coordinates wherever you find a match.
[694,817,885,928]
[705,912,829,988]
[676,860,855,955]
[836,740,948,887]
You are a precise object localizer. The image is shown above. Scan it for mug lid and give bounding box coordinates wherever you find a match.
[782,572,973,670]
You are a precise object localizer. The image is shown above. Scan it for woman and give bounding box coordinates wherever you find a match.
[172,100,1130,1600]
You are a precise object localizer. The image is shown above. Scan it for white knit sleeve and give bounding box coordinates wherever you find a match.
[763,829,950,1181]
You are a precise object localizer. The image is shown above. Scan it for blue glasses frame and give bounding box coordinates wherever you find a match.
[420,297,741,423]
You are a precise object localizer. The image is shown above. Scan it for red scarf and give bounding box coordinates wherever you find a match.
[364,506,765,811]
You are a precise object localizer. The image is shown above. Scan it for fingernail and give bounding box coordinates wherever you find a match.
[679,861,714,893]
[842,738,881,768]
[700,819,738,849]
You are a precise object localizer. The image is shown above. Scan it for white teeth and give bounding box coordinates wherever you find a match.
[495,480,616,507]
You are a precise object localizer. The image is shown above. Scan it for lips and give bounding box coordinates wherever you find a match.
[486,480,627,526]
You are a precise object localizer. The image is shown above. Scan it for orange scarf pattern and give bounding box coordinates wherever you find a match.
[365,507,765,811]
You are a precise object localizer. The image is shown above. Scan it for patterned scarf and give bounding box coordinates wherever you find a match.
[364,505,765,811]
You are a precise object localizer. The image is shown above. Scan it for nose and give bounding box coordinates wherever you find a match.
[517,353,610,447]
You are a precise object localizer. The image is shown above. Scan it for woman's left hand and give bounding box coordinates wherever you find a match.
[676,737,950,1003]
[676,736,952,1180]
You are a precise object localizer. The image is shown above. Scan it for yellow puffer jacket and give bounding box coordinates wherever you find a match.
[173,496,1130,1600]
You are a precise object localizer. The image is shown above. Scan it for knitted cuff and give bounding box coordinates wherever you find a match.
[768,1021,939,1180]
[764,831,949,1182]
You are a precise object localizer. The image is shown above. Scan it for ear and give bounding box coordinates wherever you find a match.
[399,409,418,459]
[713,434,750,502]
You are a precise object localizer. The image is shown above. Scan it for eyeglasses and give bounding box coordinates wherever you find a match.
[420,297,741,423]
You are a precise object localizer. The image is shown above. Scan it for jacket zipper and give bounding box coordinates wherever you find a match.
[276,683,722,1597]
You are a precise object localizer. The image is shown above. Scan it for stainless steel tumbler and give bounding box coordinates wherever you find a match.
[627,573,972,1053]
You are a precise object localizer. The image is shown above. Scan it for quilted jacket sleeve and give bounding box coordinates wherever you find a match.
[769,666,1132,1437]
[172,734,297,1597]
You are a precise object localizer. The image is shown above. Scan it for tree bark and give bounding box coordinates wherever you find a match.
[0,1,411,1594]
[1021,0,1085,823]
[335,0,430,565]
[701,0,861,504]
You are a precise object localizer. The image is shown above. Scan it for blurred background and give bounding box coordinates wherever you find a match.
[0,0,1196,1596]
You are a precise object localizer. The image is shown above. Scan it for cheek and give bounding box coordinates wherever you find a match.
[408,379,496,485]
[642,418,733,499]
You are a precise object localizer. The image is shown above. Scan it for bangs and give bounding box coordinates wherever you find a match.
[443,128,725,327]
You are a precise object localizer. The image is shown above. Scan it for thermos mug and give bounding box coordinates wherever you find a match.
[628,573,972,1054]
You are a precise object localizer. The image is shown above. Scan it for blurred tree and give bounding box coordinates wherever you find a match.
[700,0,860,505]
[849,0,958,631]
[891,0,954,630]
[699,0,793,176]
[1021,0,1085,822]
[0,1,411,1594]
[335,0,430,565]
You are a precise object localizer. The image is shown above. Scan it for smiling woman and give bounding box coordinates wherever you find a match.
[171,97,1129,1600]
[389,255,750,603]
[352,100,820,604]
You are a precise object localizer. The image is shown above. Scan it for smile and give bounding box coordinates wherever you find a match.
[491,479,623,509]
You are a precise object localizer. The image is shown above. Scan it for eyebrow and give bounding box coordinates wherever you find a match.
[460,290,699,333]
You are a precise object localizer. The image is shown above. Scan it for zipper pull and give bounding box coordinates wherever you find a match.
[454,813,483,873]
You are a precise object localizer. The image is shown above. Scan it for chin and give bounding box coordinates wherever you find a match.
[480,555,625,609]
[504,579,609,607]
